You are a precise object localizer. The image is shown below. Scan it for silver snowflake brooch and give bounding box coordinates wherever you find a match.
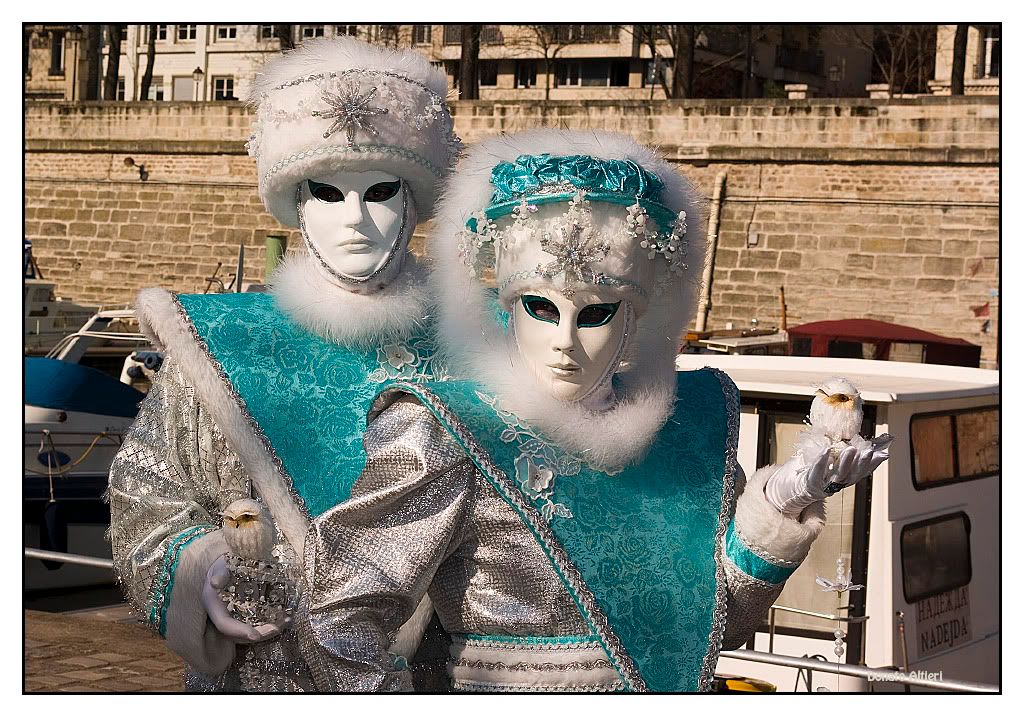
[312,81,389,145]
[539,220,611,298]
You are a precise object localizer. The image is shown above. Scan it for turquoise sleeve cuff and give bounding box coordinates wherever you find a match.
[149,524,217,636]
[725,520,798,585]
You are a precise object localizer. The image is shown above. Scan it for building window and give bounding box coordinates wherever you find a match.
[302,25,325,39]
[156,25,168,41]
[216,25,237,41]
[146,80,165,101]
[480,25,503,45]
[515,60,537,89]
[212,76,236,101]
[479,60,498,86]
[443,25,462,45]
[177,24,197,41]
[554,25,617,43]
[413,25,431,45]
[116,77,126,101]
[555,60,628,88]
[49,31,65,76]
[336,25,358,37]
[901,512,972,603]
[258,25,277,41]
[977,25,1000,78]
[910,406,999,489]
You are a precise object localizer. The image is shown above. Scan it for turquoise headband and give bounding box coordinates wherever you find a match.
[466,153,678,231]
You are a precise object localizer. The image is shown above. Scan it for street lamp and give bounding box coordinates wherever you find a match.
[192,66,204,101]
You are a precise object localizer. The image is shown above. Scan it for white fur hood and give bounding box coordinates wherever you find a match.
[270,252,433,351]
[428,129,709,473]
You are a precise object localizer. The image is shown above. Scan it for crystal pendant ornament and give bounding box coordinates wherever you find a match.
[815,557,864,594]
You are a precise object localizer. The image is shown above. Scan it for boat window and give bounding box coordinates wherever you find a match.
[762,411,858,634]
[901,512,972,603]
[910,406,999,489]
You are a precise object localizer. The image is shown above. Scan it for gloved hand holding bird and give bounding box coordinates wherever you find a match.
[199,498,297,644]
[764,377,893,519]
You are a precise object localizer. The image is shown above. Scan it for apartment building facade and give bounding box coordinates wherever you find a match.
[26,23,880,102]
[25,23,998,102]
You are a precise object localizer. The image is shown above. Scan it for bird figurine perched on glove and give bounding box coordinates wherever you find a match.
[810,377,864,444]
[222,498,275,562]
[764,376,892,519]
[215,498,297,628]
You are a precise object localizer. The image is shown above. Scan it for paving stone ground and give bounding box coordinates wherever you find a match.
[24,607,185,693]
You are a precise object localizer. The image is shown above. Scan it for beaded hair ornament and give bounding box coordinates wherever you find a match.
[458,154,689,298]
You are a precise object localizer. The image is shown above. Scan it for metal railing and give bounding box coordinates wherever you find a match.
[25,547,113,570]
[767,604,868,654]
[720,649,997,693]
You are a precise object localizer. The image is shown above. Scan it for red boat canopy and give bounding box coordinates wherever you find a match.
[788,319,981,368]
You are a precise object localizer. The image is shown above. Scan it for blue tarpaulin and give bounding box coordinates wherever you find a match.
[25,357,144,418]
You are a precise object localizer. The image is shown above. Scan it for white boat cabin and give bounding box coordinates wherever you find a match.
[676,354,999,692]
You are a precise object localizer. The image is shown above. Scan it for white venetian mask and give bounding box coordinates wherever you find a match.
[298,169,413,286]
[511,289,631,405]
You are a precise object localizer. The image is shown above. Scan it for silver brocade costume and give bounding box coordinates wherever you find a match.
[109,362,786,693]
[296,392,786,693]
[106,357,316,692]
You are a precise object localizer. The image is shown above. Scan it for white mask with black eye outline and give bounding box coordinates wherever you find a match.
[511,290,634,408]
[297,169,415,289]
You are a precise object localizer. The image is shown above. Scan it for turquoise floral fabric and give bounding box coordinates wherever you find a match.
[176,292,439,518]
[408,368,735,692]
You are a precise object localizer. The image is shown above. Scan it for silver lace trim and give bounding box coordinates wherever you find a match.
[733,524,803,568]
[263,144,445,188]
[453,680,624,693]
[169,294,313,521]
[452,635,602,651]
[700,366,742,692]
[454,657,615,672]
[383,382,647,692]
[296,180,411,288]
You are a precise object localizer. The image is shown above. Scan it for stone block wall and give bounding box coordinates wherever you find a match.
[24,97,999,366]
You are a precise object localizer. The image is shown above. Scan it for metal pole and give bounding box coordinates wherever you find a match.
[720,649,998,693]
[265,234,288,281]
[25,548,113,570]
[695,170,727,333]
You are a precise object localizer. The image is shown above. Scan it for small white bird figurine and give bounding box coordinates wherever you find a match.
[221,498,275,562]
[809,377,863,443]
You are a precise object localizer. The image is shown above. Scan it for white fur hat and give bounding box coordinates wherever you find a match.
[435,129,705,326]
[428,129,709,472]
[246,37,461,227]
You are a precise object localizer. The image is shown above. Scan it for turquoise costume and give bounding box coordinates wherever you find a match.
[393,368,737,692]
[175,291,440,516]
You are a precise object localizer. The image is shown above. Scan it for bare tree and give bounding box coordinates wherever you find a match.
[504,25,596,101]
[376,24,401,48]
[632,25,696,99]
[101,24,122,101]
[846,24,937,97]
[459,25,481,100]
[950,24,969,95]
[139,24,157,100]
[274,24,295,51]
[83,24,102,100]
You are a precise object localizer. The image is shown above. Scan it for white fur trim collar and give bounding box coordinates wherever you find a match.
[270,252,433,351]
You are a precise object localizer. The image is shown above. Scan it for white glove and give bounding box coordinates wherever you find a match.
[764,433,893,519]
[200,555,289,644]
